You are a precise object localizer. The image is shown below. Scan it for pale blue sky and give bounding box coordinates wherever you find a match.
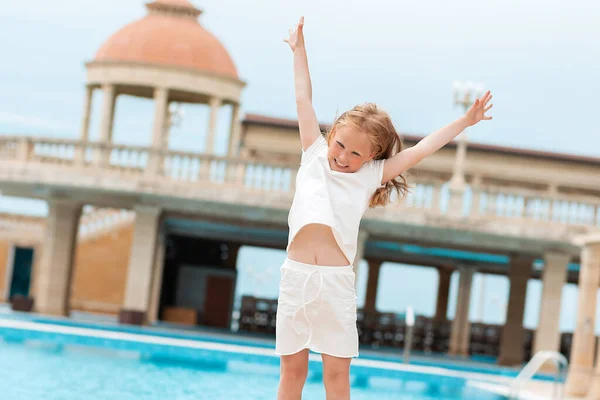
[0,0,599,332]
[1,0,599,153]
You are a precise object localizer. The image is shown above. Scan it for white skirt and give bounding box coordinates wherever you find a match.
[275,258,359,358]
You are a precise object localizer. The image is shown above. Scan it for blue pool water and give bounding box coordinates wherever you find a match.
[0,318,507,400]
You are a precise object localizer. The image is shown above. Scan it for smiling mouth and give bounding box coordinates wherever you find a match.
[334,158,348,168]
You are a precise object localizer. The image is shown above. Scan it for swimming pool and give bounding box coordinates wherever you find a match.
[0,317,508,400]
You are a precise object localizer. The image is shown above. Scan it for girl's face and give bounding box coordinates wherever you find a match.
[327,125,374,173]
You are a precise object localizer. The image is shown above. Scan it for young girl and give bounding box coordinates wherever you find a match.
[277,17,492,400]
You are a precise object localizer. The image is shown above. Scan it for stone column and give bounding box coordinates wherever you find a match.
[96,84,116,167]
[147,231,166,324]
[449,267,474,356]
[229,243,242,266]
[498,255,533,366]
[35,199,82,316]
[225,103,242,183]
[76,86,94,164]
[162,101,178,149]
[227,103,242,157]
[2,245,15,302]
[364,259,382,312]
[119,205,162,325]
[434,267,452,322]
[200,97,222,180]
[206,97,222,154]
[353,230,369,289]
[533,252,570,356]
[587,338,600,399]
[150,88,169,148]
[147,87,169,176]
[566,235,600,397]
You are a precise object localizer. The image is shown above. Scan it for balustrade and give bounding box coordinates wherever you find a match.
[1,136,599,233]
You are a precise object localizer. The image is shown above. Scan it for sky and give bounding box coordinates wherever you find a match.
[1,0,599,153]
[0,0,599,331]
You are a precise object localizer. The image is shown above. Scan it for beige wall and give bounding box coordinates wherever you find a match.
[0,241,10,295]
[1,222,140,315]
[243,125,303,161]
[242,123,600,194]
[70,223,134,315]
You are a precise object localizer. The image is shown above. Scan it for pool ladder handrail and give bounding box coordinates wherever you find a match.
[509,350,568,400]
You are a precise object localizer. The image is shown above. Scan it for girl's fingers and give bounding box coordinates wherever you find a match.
[482,91,492,105]
[483,116,493,120]
[484,104,494,112]
[298,17,305,31]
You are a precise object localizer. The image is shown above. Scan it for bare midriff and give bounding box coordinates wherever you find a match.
[287,223,351,266]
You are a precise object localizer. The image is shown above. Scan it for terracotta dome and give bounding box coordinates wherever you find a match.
[94,0,238,79]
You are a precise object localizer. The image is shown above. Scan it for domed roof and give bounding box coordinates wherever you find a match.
[94,0,238,79]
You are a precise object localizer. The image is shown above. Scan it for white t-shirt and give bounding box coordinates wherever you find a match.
[286,134,385,265]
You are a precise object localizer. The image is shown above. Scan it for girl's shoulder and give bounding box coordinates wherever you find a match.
[300,134,326,165]
[359,158,386,192]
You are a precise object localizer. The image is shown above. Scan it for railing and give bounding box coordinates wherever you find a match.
[1,136,599,233]
[509,351,568,400]
[0,208,135,243]
[78,207,135,241]
[471,185,600,226]
[0,136,298,193]
[0,213,45,241]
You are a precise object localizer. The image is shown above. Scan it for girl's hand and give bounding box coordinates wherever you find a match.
[284,16,305,52]
[465,90,493,126]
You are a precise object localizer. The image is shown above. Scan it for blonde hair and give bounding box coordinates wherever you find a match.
[326,103,409,207]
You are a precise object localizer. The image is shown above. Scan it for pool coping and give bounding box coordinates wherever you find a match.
[468,381,551,400]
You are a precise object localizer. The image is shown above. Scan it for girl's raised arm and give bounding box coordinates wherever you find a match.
[285,17,322,151]
[381,91,493,184]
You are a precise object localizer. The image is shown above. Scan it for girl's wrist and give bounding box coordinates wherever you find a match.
[293,45,306,54]
[457,115,470,129]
